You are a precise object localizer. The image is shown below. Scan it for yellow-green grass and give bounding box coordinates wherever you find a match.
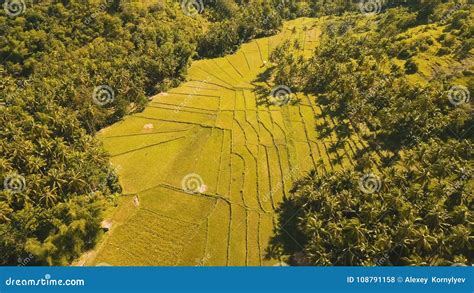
[86,17,364,266]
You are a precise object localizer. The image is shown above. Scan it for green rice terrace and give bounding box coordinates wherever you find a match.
[2,1,472,268]
[82,17,363,266]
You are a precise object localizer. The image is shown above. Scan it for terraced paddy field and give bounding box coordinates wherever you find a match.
[84,17,366,266]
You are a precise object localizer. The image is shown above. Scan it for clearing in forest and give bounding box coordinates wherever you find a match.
[86,18,364,266]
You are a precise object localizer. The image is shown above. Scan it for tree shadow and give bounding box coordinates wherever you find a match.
[328,140,344,153]
[315,94,330,106]
[264,196,308,264]
[315,121,332,138]
[252,67,275,106]
[254,67,274,83]
[253,84,272,106]
[334,123,351,139]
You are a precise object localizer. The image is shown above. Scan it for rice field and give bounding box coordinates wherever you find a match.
[85,17,366,266]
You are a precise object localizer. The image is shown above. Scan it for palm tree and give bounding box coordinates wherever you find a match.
[39,187,58,207]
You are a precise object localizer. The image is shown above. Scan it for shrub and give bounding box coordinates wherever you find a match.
[404,59,418,74]
[397,49,412,60]
[437,47,451,56]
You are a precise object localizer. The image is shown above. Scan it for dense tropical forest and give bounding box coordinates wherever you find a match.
[0,0,472,266]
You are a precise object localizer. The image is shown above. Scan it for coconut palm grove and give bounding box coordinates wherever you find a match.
[0,0,472,267]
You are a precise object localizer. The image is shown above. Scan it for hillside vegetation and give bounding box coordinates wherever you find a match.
[265,3,473,265]
[0,0,472,266]
[0,0,290,265]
